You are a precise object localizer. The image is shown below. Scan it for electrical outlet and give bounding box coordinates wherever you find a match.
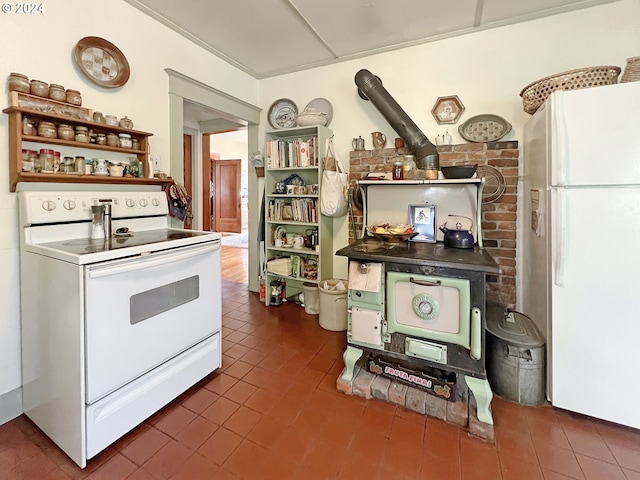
[150,155,160,170]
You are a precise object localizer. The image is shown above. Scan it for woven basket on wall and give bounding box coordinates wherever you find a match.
[519,66,621,114]
[621,56,640,83]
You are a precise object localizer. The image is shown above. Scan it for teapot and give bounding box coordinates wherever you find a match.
[439,215,475,249]
[292,235,304,249]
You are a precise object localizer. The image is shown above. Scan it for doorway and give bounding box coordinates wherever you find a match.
[213,158,241,233]
[166,69,261,291]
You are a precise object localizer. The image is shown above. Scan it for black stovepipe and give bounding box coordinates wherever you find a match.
[354,69,437,163]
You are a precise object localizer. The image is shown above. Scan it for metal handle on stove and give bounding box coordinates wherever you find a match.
[409,277,441,287]
[88,242,220,278]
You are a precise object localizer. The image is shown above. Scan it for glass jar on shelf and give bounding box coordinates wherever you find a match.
[39,149,54,173]
[75,126,90,143]
[119,133,132,149]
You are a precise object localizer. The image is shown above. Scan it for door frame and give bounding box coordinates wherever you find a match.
[166,69,261,291]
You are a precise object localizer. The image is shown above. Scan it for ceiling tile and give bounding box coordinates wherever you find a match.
[292,0,478,56]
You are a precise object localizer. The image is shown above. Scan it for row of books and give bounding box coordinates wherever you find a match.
[266,137,317,168]
[268,198,317,223]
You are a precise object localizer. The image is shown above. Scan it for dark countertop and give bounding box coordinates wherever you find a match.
[335,238,500,274]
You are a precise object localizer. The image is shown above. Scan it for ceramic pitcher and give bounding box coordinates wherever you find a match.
[371,131,386,149]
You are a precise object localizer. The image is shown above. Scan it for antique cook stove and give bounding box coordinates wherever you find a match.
[337,240,499,425]
[339,68,500,426]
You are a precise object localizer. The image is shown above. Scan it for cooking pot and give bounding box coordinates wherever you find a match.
[439,215,475,249]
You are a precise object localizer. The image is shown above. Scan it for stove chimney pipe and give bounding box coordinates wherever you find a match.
[354,69,437,164]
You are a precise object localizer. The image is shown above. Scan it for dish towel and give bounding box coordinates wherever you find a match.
[164,182,192,222]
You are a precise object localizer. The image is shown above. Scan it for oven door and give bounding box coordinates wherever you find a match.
[84,242,221,404]
[386,272,471,349]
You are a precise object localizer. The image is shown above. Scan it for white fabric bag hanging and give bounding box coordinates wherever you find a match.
[320,137,348,217]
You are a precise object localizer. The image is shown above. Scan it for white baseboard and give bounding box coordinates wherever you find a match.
[0,387,23,425]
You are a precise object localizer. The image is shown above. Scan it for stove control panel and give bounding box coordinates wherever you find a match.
[19,191,169,225]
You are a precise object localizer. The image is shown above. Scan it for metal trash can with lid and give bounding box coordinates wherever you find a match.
[486,307,546,406]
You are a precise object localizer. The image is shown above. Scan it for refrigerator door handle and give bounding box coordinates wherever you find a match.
[551,92,567,186]
[553,187,566,286]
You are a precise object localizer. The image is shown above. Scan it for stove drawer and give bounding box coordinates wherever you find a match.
[405,338,447,364]
[348,261,384,306]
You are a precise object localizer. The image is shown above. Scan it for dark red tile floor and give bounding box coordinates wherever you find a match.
[2,247,640,479]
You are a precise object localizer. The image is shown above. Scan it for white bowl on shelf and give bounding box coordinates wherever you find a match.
[296,108,328,127]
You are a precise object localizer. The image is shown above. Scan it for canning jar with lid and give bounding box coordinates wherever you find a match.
[119,133,132,149]
[62,156,74,174]
[9,73,30,93]
[22,149,35,172]
[66,89,82,106]
[58,124,75,141]
[49,84,66,102]
[53,152,61,173]
[38,121,57,139]
[40,149,54,173]
[30,79,49,97]
[132,138,140,150]
[75,126,90,143]
[393,161,403,180]
[22,117,35,136]
[75,156,85,174]
[95,133,107,145]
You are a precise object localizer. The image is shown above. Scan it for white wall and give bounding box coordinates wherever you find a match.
[258,0,640,279]
[0,0,258,416]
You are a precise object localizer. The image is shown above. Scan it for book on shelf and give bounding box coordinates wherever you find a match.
[266,137,318,168]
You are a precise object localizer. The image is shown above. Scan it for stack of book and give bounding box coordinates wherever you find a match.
[266,257,291,276]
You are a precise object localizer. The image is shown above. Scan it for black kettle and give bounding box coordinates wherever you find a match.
[439,215,475,249]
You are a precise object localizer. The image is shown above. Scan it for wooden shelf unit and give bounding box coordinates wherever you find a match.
[264,125,334,304]
[3,106,172,191]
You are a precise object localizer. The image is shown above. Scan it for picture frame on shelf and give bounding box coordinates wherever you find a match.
[409,204,436,243]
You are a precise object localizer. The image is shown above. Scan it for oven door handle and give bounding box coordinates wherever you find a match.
[87,242,220,279]
[409,277,441,287]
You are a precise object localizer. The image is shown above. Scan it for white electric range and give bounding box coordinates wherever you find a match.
[18,189,222,468]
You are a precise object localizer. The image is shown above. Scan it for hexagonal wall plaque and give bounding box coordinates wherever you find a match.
[431,95,465,124]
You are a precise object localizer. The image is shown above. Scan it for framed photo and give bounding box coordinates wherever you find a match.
[409,204,436,243]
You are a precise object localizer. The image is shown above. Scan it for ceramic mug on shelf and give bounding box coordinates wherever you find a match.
[93,158,108,175]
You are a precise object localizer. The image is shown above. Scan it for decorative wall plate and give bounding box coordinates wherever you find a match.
[458,114,512,142]
[305,98,333,126]
[74,36,130,88]
[268,98,298,129]
[431,95,465,124]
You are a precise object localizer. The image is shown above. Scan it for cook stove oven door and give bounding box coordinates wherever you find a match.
[386,272,472,349]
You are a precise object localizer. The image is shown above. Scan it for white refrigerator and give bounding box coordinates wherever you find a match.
[520,81,640,428]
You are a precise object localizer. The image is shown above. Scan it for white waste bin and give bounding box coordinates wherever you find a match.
[318,279,348,331]
[302,282,319,315]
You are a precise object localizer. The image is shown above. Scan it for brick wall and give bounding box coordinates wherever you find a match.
[348,141,519,309]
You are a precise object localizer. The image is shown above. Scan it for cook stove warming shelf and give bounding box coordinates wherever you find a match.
[18,190,222,468]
